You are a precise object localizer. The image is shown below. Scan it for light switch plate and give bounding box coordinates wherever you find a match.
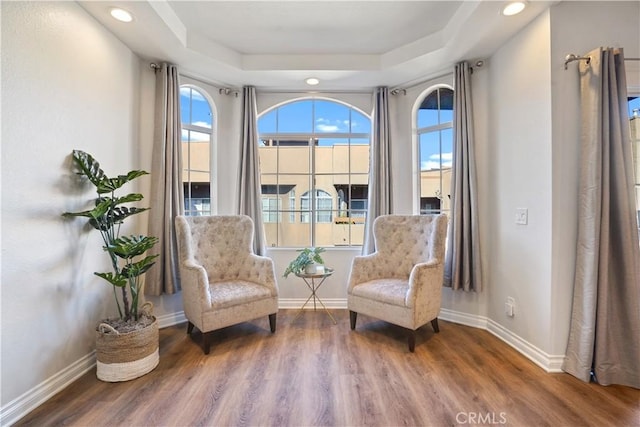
[515,208,528,225]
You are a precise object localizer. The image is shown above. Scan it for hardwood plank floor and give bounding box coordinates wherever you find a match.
[15,310,639,427]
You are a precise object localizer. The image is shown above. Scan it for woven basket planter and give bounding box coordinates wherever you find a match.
[95,316,159,382]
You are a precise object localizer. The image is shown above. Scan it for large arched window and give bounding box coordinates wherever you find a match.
[180,86,215,216]
[415,86,454,215]
[258,98,371,248]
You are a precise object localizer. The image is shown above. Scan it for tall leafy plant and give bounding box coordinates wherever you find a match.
[63,150,158,321]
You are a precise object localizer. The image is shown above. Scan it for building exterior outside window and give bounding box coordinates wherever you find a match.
[180,85,214,216]
[258,99,371,248]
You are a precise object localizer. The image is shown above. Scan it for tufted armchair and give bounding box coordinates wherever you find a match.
[347,214,448,352]
[175,215,279,354]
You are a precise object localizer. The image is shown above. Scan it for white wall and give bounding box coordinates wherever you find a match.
[487,10,554,352]
[1,0,140,411]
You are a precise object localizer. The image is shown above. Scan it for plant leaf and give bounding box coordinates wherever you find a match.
[70,150,149,194]
[121,255,159,278]
[70,150,107,189]
[96,171,149,194]
[107,235,159,259]
[95,272,127,288]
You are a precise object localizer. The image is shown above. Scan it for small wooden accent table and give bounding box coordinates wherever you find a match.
[293,268,336,324]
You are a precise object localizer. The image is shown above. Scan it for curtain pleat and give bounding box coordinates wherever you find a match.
[145,63,184,295]
[238,86,267,256]
[444,61,482,292]
[562,47,640,388]
[362,87,393,255]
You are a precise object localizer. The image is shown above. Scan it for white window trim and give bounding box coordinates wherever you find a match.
[258,96,371,247]
[180,84,218,216]
[411,83,454,215]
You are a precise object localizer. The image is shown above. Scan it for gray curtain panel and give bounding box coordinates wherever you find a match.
[146,63,184,295]
[362,87,393,255]
[562,48,640,388]
[238,86,267,256]
[444,61,482,292]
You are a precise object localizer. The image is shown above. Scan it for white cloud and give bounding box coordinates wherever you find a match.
[193,121,212,129]
[316,124,340,132]
[421,152,453,170]
[180,87,206,102]
[316,117,348,132]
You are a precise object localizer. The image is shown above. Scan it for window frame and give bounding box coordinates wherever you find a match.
[628,96,640,236]
[258,97,371,248]
[180,84,218,217]
[412,84,454,216]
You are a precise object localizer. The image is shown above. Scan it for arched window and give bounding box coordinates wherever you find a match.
[301,189,333,223]
[415,86,453,215]
[629,96,640,233]
[180,86,214,216]
[258,98,371,247]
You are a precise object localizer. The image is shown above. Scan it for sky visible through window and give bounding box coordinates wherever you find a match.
[417,89,454,171]
[258,99,368,145]
[180,87,212,130]
[178,92,449,171]
[179,91,639,171]
[630,96,640,117]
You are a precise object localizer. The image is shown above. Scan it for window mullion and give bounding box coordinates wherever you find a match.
[310,135,316,247]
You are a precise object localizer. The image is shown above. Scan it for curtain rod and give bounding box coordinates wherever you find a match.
[389,60,485,95]
[390,69,454,95]
[150,63,241,97]
[180,71,240,97]
[563,54,640,70]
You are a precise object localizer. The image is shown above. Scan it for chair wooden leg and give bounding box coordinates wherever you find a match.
[349,311,357,330]
[202,332,212,355]
[408,330,416,353]
[187,321,194,335]
[431,318,440,333]
[269,313,277,333]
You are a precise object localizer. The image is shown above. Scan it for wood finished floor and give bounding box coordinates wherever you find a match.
[16,310,640,427]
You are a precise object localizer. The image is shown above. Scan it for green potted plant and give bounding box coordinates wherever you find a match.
[63,149,159,382]
[283,247,326,277]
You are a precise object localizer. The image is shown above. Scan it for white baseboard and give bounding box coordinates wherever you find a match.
[0,352,96,427]
[439,308,489,329]
[439,308,564,373]
[2,304,565,426]
[486,319,565,373]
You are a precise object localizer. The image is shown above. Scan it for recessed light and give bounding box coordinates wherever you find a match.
[502,1,526,16]
[305,77,320,86]
[110,8,133,23]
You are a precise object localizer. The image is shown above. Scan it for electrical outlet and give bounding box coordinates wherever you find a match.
[505,297,515,317]
[515,208,528,225]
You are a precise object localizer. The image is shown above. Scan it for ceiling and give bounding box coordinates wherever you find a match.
[78,1,556,91]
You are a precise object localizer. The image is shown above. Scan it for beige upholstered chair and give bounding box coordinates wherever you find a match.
[175,215,279,354]
[347,214,448,352]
